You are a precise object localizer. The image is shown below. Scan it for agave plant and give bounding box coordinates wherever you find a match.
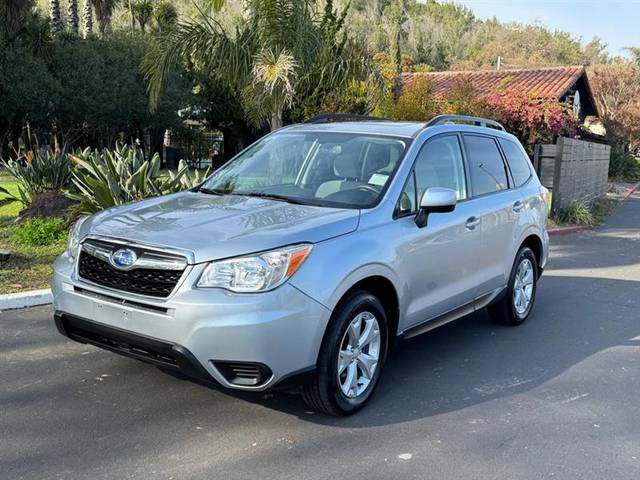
[1,149,73,206]
[67,143,211,214]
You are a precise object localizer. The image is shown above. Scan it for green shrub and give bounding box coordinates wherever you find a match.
[11,218,69,247]
[560,202,594,226]
[609,148,640,180]
[67,144,211,214]
[1,150,73,205]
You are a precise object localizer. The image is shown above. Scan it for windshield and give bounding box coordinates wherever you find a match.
[198,131,410,208]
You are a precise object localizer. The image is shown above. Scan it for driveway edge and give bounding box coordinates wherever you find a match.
[0,289,52,312]
[548,180,640,236]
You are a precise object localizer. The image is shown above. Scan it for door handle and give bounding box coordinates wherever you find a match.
[465,216,480,230]
[513,200,524,213]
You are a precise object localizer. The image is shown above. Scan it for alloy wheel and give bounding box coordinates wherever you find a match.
[337,311,381,398]
[513,258,534,316]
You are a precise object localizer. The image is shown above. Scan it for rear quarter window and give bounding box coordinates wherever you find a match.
[499,138,533,187]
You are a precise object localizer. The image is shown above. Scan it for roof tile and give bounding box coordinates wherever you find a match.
[398,66,585,100]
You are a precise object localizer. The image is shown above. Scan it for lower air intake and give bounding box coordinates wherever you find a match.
[213,361,272,387]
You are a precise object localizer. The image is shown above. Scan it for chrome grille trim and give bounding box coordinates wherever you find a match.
[81,239,188,271]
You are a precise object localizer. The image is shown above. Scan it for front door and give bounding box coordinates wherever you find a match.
[394,134,481,330]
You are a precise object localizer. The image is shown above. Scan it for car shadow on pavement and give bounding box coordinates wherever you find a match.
[201,272,640,426]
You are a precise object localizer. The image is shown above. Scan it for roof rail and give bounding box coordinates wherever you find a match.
[304,113,387,124]
[425,115,505,131]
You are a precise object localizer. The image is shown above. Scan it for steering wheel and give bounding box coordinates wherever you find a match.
[356,185,381,196]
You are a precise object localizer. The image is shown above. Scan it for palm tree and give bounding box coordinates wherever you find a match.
[49,0,62,33]
[91,0,118,34]
[69,0,79,34]
[83,0,93,36]
[132,0,154,33]
[144,0,371,131]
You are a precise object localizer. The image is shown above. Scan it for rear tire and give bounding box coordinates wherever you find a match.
[488,246,538,326]
[302,290,388,416]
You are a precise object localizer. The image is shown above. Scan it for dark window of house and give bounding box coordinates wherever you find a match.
[463,135,509,196]
[499,138,532,187]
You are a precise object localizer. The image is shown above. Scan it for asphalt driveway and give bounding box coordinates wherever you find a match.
[2,192,640,480]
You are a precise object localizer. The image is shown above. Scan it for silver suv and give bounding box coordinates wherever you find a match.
[53,115,549,415]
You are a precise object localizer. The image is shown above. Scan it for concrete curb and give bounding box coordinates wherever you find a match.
[622,181,640,201]
[0,289,52,312]
[548,225,593,236]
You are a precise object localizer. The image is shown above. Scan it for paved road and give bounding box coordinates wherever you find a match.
[2,192,640,480]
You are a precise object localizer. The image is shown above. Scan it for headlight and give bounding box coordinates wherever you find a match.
[197,244,313,292]
[66,216,89,260]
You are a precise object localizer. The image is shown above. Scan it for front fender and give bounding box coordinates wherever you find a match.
[289,232,404,314]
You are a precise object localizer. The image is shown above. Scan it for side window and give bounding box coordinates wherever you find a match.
[396,135,467,215]
[499,138,533,187]
[463,135,509,196]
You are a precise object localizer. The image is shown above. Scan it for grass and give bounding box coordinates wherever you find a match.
[0,175,67,295]
[551,197,619,229]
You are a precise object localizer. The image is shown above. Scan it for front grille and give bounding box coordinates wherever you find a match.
[78,250,184,297]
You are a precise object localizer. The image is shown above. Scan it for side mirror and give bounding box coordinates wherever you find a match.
[415,187,457,228]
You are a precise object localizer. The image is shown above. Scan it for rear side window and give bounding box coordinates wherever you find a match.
[463,135,509,196]
[499,138,533,187]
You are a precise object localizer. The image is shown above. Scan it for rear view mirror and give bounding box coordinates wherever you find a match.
[415,187,457,228]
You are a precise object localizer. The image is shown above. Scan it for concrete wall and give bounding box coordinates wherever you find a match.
[533,137,610,215]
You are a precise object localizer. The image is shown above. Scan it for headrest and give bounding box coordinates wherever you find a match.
[364,143,391,175]
[333,155,360,179]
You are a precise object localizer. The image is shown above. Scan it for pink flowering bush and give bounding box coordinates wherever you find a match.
[485,91,578,150]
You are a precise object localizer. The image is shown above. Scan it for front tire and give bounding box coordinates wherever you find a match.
[302,290,388,416]
[488,247,538,326]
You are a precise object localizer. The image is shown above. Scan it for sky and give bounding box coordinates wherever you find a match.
[455,0,640,57]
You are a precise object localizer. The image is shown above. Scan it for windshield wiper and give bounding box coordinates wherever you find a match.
[239,192,309,205]
[194,186,229,195]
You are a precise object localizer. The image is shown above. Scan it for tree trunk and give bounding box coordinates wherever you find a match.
[83,0,93,36]
[270,108,283,131]
[68,0,79,34]
[49,0,62,33]
[129,0,136,32]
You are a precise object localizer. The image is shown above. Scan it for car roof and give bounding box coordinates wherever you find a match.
[282,120,522,145]
[283,121,426,138]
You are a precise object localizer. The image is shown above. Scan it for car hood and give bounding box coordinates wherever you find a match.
[82,191,360,263]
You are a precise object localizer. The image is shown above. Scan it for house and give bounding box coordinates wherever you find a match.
[397,66,599,121]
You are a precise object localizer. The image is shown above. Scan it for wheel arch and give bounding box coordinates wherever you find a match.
[321,267,402,354]
[519,233,544,275]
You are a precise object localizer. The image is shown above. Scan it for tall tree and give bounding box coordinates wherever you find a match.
[83,0,93,36]
[69,0,80,34]
[625,47,640,65]
[91,0,117,34]
[0,0,36,42]
[590,62,640,148]
[49,0,62,33]
[145,0,371,131]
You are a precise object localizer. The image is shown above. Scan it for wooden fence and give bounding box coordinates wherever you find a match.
[533,137,610,215]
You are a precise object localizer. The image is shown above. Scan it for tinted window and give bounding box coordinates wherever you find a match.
[463,135,508,196]
[397,135,467,215]
[499,138,532,187]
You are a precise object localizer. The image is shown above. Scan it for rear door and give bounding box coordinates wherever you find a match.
[462,134,522,295]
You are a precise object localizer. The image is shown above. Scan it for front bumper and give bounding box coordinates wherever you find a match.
[52,252,331,391]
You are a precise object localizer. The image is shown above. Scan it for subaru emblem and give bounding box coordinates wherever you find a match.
[110,248,138,269]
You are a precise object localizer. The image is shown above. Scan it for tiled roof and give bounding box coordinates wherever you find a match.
[397,66,586,100]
